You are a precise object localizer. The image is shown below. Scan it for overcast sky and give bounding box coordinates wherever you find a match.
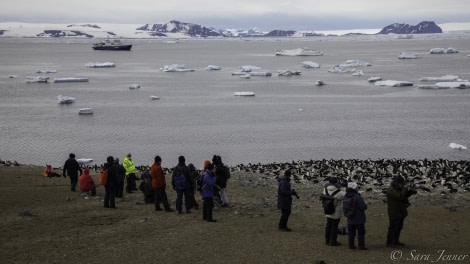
[2,0,469,30]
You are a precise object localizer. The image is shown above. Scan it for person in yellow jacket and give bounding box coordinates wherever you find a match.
[123,153,138,193]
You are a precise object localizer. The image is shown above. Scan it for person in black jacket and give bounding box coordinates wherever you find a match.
[104,156,118,209]
[62,153,82,191]
[214,155,230,207]
[277,170,299,232]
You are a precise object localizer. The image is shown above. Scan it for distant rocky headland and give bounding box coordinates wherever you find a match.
[0,20,443,39]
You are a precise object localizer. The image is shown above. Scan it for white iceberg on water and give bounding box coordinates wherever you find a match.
[419,75,460,82]
[86,62,115,68]
[301,61,320,68]
[205,65,221,71]
[160,64,195,72]
[276,48,323,56]
[449,143,467,150]
[430,47,459,54]
[375,80,413,87]
[435,82,470,89]
[398,52,418,59]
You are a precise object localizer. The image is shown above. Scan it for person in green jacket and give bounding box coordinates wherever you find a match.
[386,175,417,247]
[123,153,137,193]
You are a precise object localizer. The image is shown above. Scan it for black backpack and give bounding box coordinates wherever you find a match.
[343,195,356,218]
[320,188,340,215]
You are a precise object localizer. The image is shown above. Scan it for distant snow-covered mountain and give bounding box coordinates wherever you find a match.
[0,20,468,39]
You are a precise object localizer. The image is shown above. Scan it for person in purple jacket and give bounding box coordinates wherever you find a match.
[343,182,368,250]
[201,162,217,222]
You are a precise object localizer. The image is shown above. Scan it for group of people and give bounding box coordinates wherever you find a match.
[60,152,231,222]
[277,169,417,250]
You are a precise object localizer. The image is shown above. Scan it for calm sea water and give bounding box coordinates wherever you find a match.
[1,35,470,168]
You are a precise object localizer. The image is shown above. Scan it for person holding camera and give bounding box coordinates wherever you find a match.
[277,169,299,232]
[386,175,417,247]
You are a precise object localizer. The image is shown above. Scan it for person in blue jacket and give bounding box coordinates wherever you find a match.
[201,162,217,222]
[277,169,299,232]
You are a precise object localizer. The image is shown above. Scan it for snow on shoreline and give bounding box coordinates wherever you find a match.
[1,22,470,40]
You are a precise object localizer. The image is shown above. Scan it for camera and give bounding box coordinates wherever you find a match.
[292,189,300,199]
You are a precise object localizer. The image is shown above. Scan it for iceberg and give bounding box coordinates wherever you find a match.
[338,59,372,67]
[77,158,93,164]
[328,66,357,73]
[232,71,271,76]
[398,52,418,59]
[419,75,460,82]
[301,61,320,68]
[129,84,140,89]
[430,47,459,54]
[160,64,195,72]
[205,65,221,71]
[449,143,467,150]
[54,77,89,83]
[368,77,382,82]
[57,95,76,104]
[26,76,49,83]
[36,69,57,73]
[234,91,255,96]
[276,48,323,56]
[278,70,301,76]
[352,70,364,76]
[86,62,115,68]
[435,81,470,89]
[239,65,261,72]
[375,80,413,87]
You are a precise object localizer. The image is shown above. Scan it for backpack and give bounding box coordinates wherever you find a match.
[98,168,108,185]
[174,172,186,190]
[222,165,230,179]
[343,195,356,218]
[320,188,340,215]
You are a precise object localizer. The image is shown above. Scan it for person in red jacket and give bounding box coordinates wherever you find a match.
[151,156,174,212]
[79,168,96,196]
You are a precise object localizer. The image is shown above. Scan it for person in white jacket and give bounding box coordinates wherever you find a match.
[323,177,346,246]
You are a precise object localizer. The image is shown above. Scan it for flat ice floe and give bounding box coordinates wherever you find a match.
[54,77,89,83]
[160,64,195,72]
[275,48,323,56]
[301,61,320,68]
[419,75,460,82]
[430,47,459,54]
[449,143,467,150]
[86,62,115,68]
[234,91,255,96]
[398,52,418,59]
[375,80,413,87]
[205,65,221,71]
[435,81,470,89]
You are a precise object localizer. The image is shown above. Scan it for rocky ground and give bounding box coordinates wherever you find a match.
[0,163,469,264]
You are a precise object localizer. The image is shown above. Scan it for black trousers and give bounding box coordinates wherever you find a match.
[116,181,124,198]
[126,173,137,193]
[176,188,191,213]
[104,185,116,208]
[154,187,171,210]
[279,208,291,229]
[203,197,214,221]
[69,175,78,191]
[387,218,404,245]
[348,223,366,249]
[325,217,341,244]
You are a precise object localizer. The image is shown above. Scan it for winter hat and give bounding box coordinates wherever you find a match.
[348,182,358,189]
[188,163,195,171]
[203,160,211,170]
[179,156,185,163]
[69,153,75,158]
[284,169,292,177]
[206,163,214,171]
[394,176,405,184]
[84,168,90,174]
[107,156,114,164]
